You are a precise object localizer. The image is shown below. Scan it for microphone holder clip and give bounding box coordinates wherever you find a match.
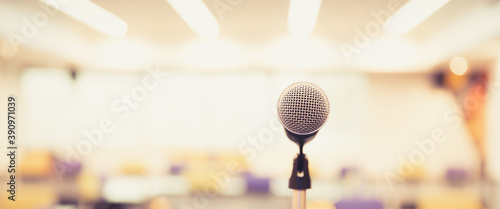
[289,152,311,190]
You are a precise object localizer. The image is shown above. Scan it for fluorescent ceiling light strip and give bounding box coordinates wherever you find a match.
[287,0,322,37]
[40,0,128,38]
[167,0,220,39]
[385,0,450,36]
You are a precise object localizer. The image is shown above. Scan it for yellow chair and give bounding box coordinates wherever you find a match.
[419,190,482,209]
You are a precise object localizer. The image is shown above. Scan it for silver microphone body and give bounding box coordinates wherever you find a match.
[277,81,330,145]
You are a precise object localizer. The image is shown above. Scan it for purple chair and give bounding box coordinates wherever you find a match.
[446,168,468,185]
[335,197,384,209]
[169,164,185,175]
[243,172,270,194]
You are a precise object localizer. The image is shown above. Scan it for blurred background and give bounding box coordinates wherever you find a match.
[1,0,500,208]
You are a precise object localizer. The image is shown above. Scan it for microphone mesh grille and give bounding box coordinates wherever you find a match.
[277,82,330,135]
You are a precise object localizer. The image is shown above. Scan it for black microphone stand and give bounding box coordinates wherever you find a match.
[285,130,316,209]
[289,153,310,209]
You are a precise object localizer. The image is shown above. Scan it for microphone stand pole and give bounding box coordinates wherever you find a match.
[289,150,310,209]
[293,190,306,209]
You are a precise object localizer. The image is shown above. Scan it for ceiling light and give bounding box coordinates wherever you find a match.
[385,0,450,36]
[287,0,322,37]
[449,56,468,76]
[166,0,220,39]
[40,0,128,38]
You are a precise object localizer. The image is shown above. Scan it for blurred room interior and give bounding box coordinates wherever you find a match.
[1,0,500,208]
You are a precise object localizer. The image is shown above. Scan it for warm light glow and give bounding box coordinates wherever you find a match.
[385,0,450,36]
[40,0,128,38]
[167,0,220,39]
[287,0,322,37]
[449,56,468,75]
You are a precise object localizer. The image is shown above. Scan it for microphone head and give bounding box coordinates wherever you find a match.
[277,82,330,136]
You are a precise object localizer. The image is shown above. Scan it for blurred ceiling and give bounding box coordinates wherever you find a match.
[0,0,499,72]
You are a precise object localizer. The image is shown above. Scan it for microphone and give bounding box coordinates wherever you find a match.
[278,81,330,149]
[277,82,330,209]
